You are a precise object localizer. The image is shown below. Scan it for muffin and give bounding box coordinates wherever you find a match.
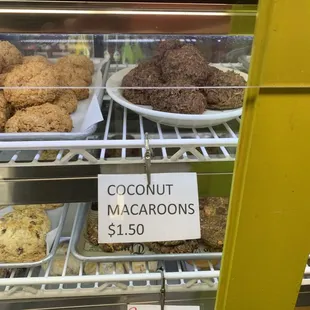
[5,103,73,133]
[4,62,59,109]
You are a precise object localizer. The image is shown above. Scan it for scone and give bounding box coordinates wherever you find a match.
[0,208,50,263]
[84,262,124,275]
[0,91,11,132]
[23,55,50,65]
[5,103,73,133]
[0,41,23,72]
[13,204,63,211]
[57,54,94,75]
[4,62,59,109]
[53,89,78,114]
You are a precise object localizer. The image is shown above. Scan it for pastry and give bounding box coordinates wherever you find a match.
[53,89,78,114]
[0,41,23,72]
[23,55,50,65]
[84,262,125,275]
[4,62,59,108]
[161,44,208,84]
[13,204,63,211]
[42,243,80,276]
[0,208,50,263]
[122,60,162,105]
[150,79,206,114]
[5,103,73,133]
[0,91,11,132]
[57,54,94,75]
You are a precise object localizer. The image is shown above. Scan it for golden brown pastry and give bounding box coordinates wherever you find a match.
[0,41,23,72]
[4,62,59,109]
[5,103,73,133]
[0,91,11,132]
[0,208,50,263]
[53,89,78,114]
[57,54,94,75]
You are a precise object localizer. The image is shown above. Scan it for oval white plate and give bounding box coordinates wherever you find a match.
[106,64,247,128]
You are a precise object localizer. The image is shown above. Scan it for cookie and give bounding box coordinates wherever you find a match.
[0,41,23,72]
[146,240,199,254]
[4,62,59,109]
[0,91,11,132]
[0,73,7,87]
[53,89,78,114]
[5,103,73,133]
[84,262,124,275]
[199,197,229,251]
[23,55,50,65]
[13,204,63,211]
[57,54,94,75]
[0,208,50,263]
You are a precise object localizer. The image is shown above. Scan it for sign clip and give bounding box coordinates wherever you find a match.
[144,132,153,185]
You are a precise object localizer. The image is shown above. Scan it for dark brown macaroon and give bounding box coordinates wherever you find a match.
[150,79,206,114]
[161,44,208,84]
[155,40,184,59]
[122,60,163,106]
[146,240,200,254]
[199,197,229,251]
[203,66,246,110]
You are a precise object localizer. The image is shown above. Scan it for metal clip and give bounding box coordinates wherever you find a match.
[144,132,152,185]
[158,267,166,310]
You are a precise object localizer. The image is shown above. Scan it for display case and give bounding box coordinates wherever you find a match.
[0,1,310,309]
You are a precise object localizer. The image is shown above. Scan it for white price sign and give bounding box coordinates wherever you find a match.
[98,173,200,243]
[128,306,200,310]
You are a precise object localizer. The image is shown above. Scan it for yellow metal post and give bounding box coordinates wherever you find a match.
[216,1,310,310]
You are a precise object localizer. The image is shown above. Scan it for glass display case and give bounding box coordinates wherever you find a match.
[0,1,309,309]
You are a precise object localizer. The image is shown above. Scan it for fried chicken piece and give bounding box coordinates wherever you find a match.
[0,41,23,72]
[0,91,11,132]
[57,54,94,75]
[161,44,208,84]
[122,60,162,105]
[4,62,59,109]
[52,89,78,114]
[5,103,72,133]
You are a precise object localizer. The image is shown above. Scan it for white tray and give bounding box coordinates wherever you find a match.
[0,57,110,141]
[106,64,247,128]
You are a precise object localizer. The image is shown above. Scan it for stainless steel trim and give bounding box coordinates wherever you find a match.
[71,202,223,262]
[0,2,257,34]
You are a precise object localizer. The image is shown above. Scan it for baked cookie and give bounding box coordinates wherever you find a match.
[57,54,94,75]
[0,208,50,263]
[54,62,92,85]
[84,262,125,275]
[199,197,229,251]
[146,240,199,254]
[5,103,73,133]
[53,89,78,114]
[23,55,50,65]
[0,73,7,87]
[0,91,11,132]
[0,41,23,72]
[13,204,63,211]
[4,62,59,109]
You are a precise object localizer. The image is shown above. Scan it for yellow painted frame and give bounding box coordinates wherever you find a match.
[216,1,310,309]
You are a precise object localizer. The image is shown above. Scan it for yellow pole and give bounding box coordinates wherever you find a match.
[216,1,310,310]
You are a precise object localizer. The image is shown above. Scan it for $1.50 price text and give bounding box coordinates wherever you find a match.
[108,223,145,238]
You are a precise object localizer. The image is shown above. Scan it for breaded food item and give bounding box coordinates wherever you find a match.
[151,79,206,114]
[53,89,78,114]
[0,91,11,132]
[57,54,94,75]
[122,60,162,105]
[0,208,50,263]
[4,62,59,109]
[84,262,124,275]
[54,62,92,85]
[161,45,208,84]
[23,55,49,65]
[199,197,229,251]
[5,103,73,133]
[203,66,246,110]
[13,204,63,211]
[0,41,23,72]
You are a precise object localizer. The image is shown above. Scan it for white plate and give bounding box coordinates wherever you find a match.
[106,64,247,128]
